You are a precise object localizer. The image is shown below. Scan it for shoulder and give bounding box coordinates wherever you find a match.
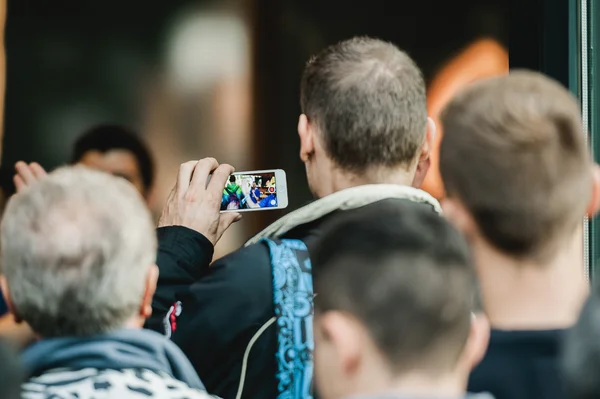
[171,243,275,334]
[188,243,273,304]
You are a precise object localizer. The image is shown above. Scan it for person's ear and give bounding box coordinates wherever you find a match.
[140,265,159,320]
[441,197,477,237]
[0,276,22,323]
[412,157,430,189]
[320,311,363,375]
[418,117,437,162]
[586,164,600,217]
[298,114,315,163]
[412,118,436,189]
[462,312,490,370]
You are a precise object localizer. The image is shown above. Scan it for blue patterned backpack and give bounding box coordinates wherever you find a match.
[263,238,315,399]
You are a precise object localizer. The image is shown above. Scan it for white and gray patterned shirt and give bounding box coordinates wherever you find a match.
[22,368,220,399]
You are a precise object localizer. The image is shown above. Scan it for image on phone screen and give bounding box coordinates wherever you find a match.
[221,171,281,211]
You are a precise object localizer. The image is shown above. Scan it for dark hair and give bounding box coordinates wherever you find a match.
[0,339,23,399]
[440,71,590,260]
[300,37,427,174]
[312,200,475,373]
[230,175,237,183]
[72,125,155,194]
[563,292,600,399]
[0,166,17,198]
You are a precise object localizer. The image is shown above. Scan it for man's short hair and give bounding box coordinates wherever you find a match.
[440,70,591,259]
[562,292,600,399]
[0,167,156,337]
[312,201,475,373]
[72,124,155,194]
[300,37,427,173]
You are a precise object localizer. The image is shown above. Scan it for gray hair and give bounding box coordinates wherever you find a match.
[1,166,157,337]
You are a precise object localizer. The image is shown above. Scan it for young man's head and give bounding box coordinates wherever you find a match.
[0,167,157,338]
[72,124,155,200]
[298,37,433,197]
[440,70,600,262]
[312,201,489,399]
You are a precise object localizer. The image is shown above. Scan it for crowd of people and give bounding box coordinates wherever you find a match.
[0,34,598,399]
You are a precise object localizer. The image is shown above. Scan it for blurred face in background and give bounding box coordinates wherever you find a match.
[78,149,146,197]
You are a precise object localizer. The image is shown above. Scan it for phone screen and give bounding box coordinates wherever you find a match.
[221,172,279,211]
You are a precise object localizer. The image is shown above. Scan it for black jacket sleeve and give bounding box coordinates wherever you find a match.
[170,243,278,399]
[145,226,214,333]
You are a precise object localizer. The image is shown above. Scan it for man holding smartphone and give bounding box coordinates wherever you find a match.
[150,37,442,399]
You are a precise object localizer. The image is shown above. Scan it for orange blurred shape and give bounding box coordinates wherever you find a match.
[422,38,508,200]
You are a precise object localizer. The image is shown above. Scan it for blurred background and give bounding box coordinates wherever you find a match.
[4,0,508,258]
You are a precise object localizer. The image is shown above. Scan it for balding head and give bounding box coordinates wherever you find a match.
[300,37,428,174]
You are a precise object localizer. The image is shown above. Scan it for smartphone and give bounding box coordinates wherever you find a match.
[220,169,288,212]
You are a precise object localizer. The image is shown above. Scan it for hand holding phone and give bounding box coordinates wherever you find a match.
[159,158,242,245]
[220,169,288,212]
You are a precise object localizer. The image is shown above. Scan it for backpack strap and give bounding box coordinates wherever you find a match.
[263,238,314,399]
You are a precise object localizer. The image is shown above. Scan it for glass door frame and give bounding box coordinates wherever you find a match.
[581,0,600,280]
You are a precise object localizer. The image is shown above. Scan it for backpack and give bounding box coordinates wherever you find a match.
[263,238,314,399]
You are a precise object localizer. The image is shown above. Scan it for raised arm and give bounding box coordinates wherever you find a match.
[148,159,241,329]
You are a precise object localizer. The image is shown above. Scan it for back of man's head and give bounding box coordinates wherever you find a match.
[0,166,156,337]
[440,70,592,260]
[312,201,483,399]
[300,37,427,173]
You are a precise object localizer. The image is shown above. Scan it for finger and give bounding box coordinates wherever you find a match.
[207,163,235,195]
[13,174,26,193]
[15,161,36,185]
[176,161,199,194]
[217,212,242,240]
[189,158,219,192]
[29,163,47,179]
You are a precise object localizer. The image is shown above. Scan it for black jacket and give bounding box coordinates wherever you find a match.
[468,328,567,399]
[148,197,439,399]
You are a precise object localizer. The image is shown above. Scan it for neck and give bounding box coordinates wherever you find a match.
[347,370,465,399]
[313,163,415,198]
[474,227,589,330]
[125,316,145,330]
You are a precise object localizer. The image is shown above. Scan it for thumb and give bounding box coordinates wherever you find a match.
[217,212,242,240]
